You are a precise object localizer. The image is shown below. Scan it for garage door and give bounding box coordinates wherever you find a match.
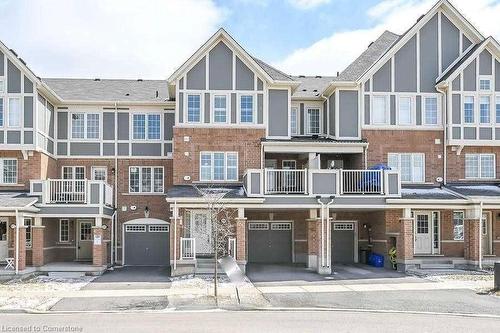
[124,223,170,266]
[247,222,292,263]
[331,222,355,264]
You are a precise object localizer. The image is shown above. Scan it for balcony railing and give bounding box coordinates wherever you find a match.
[244,168,401,198]
[30,179,114,206]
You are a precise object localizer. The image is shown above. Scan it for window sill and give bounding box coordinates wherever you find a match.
[459,178,497,181]
[0,184,25,187]
[122,192,165,196]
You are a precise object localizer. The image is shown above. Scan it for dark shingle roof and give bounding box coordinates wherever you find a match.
[252,57,294,82]
[291,75,336,98]
[400,185,462,200]
[43,78,169,102]
[447,183,500,197]
[0,192,38,208]
[336,31,400,82]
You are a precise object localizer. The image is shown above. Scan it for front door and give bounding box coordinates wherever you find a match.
[77,220,93,260]
[481,213,492,255]
[414,213,432,254]
[189,211,213,256]
[0,219,7,261]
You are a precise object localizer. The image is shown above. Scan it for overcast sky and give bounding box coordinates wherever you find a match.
[0,0,499,79]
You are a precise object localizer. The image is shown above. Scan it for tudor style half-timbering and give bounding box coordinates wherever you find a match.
[1,0,499,278]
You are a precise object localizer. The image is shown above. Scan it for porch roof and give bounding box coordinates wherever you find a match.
[400,186,463,200]
[0,192,39,211]
[446,183,500,197]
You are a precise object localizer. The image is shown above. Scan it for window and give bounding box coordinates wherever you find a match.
[453,211,464,241]
[306,108,320,135]
[187,94,201,122]
[282,160,296,169]
[0,79,4,93]
[71,113,100,139]
[59,219,70,242]
[129,167,163,193]
[24,218,32,248]
[133,114,160,140]
[465,154,495,179]
[91,167,107,182]
[213,95,227,123]
[0,98,3,127]
[240,95,254,123]
[8,98,21,127]
[479,78,491,91]
[388,153,425,183]
[0,159,18,184]
[200,152,238,181]
[463,96,474,124]
[424,97,438,125]
[480,96,490,124]
[398,97,412,125]
[125,225,146,232]
[372,96,389,124]
[62,166,85,180]
[496,97,500,123]
[291,107,298,135]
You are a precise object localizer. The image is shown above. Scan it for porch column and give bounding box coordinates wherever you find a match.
[397,209,414,272]
[170,214,182,264]
[92,218,106,266]
[316,207,331,275]
[31,225,45,267]
[306,209,318,269]
[12,218,27,272]
[235,208,247,264]
[464,218,480,264]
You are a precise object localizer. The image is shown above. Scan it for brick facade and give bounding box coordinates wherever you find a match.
[446,146,500,181]
[0,151,57,191]
[31,226,45,267]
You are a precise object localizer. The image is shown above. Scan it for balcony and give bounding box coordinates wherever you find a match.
[29,179,114,207]
[244,168,401,197]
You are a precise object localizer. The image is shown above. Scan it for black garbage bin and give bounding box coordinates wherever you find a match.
[495,262,500,291]
[359,248,371,264]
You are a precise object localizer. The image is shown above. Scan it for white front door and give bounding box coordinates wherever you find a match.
[414,213,432,254]
[190,212,213,255]
[481,213,492,255]
[0,219,8,261]
[77,220,93,260]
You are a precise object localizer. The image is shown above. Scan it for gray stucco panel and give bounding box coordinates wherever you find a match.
[204,92,210,123]
[364,95,370,125]
[452,94,461,124]
[179,92,184,123]
[117,113,129,140]
[164,143,173,155]
[7,131,21,144]
[463,36,472,52]
[36,206,99,215]
[372,60,391,92]
[231,93,236,124]
[164,113,174,140]
[57,112,68,139]
[387,174,399,195]
[257,78,263,91]
[268,89,288,137]
[441,14,460,72]
[118,143,129,156]
[395,35,417,92]
[479,50,492,75]
[300,103,305,135]
[496,128,500,140]
[251,173,261,195]
[236,57,254,90]
[57,142,67,155]
[323,100,327,134]
[0,131,3,144]
[329,93,335,136]
[463,127,476,140]
[452,76,460,91]
[420,13,439,93]
[70,143,100,156]
[338,90,358,137]
[24,96,33,128]
[257,94,263,124]
[312,173,336,195]
[103,112,115,140]
[48,103,55,137]
[479,128,492,140]
[416,96,422,125]
[103,143,115,156]
[186,56,206,90]
[24,76,33,93]
[0,52,3,76]
[496,61,500,92]
[209,42,233,90]
[90,183,100,204]
[452,127,461,139]
[7,60,21,93]
[463,60,476,91]
[23,131,33,144]
[132,143,162,156]
[47,139,54,154]
[390,95,396,125]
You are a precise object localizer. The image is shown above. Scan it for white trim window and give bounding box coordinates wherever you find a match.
[398,96,412,125]
[423,97,438,125]
[479,96,490,124]
[0,159,18,184]
[62,166,85,180]
[59,219,70,242]
[479,77,491,91]
[91,166,107,182]
[24,218,32,248]
[291,107,298,135]
[463,96,474,124]
[372,95,389,125]
[0,97,3,127]
[213,95,228,123]
[200,152,238,181]
[187,94,201,123]
[129,166,164,193]
[240,95,254,123]
[133,114,161,140]
[496,96,500,124]
[452,211,464,241]
[465,154,495,179]
[388,153,425,183]
[0,78,4,93]
[306,108,320,135]
[8,97,21,127]
[71,113,100,139]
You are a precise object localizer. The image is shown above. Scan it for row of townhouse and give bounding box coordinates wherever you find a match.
[0,0,499,276]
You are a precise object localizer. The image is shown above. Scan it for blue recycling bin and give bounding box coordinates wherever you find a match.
[358,164,391,192]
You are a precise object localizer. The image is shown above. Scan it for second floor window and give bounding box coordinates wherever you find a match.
[480,96,490,124]
[424,97,438,125]
[0,159,17,184]
[129,166,163,193]
[72,113,100,139]
[214,95,227,123]
[187,94,201,122]
[465,154,495,179]
[398,97,412,125]
[200,152,238,181]
[240,95,254,123]
[388,153,424,183]
[133,114,160,140]
[306,108,320,135]
[291,107,298,135]
[91,166,107,182]
[479,78,491,91]
[372,96,389,125]
[8,98,21,127]
[463,96,474,124]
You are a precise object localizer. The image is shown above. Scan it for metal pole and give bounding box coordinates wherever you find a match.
[173,201,177,271]
[15,209,19,275]
[479,202,483,270]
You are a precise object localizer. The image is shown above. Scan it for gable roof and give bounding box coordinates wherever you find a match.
[42,78,170,103]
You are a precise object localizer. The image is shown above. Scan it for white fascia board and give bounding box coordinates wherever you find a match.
[0,40,42,86]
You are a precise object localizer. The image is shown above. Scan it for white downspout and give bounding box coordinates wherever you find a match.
[15,209,19,275]
[114,101,119,265]
[316,199,325,267]
[325,197,335,268]
[437,85,447,184]
[479,201,483,270]
[110,210,116,266]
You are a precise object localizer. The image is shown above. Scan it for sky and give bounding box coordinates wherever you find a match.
[0,0,499,80]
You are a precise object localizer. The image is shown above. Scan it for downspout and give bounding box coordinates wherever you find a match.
[15,209,19,275]
[325,197,335,268]
[173,200,178,271]
[436,85,447,184]
[316,199,325,267]
[479,201,483,270]
[110,210,116,266]
[114,101,119,265]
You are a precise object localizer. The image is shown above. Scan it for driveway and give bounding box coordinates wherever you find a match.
[84,266,171,290]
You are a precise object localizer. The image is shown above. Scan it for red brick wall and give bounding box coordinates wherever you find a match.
[172,127,264,185]
[362,130,444,183]
[446,146,500,182]
[0,151,56,191]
